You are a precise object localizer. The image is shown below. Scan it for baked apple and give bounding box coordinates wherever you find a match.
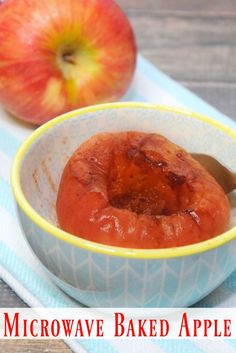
[56,132,230,248]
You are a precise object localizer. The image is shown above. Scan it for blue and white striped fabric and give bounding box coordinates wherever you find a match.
[0,55,236,353]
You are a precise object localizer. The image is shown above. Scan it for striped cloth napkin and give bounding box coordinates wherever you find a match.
[0,55,236,353]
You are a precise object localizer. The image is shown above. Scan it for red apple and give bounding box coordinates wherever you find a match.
[0,0,136,125]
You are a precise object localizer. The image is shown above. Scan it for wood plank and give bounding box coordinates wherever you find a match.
[128,15,236,48]
[117,0,236,15]
[182,82,236,120]
[0,340,70,353]
[0,280,27,308]
[123,14,236,83]
[142,46,236,83]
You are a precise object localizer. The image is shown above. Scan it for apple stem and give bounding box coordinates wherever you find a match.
[62,52,76,65]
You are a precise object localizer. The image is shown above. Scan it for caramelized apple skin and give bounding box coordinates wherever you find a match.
[56,132,230,248]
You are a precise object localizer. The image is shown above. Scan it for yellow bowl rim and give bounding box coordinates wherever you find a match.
[10,102,236,259]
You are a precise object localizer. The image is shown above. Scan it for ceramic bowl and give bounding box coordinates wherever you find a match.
[11,102,236,307]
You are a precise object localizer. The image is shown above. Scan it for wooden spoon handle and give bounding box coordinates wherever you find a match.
[229,172,236,192]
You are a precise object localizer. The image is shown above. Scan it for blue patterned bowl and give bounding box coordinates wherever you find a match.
[11,103,236,307]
